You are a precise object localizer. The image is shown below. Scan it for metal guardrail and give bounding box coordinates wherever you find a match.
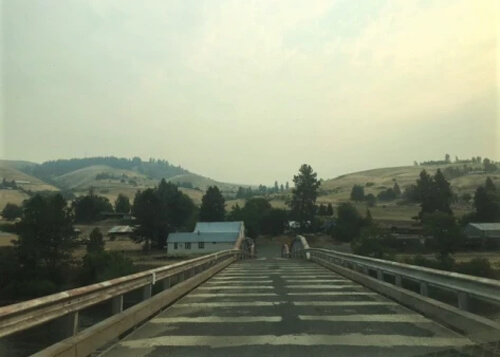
[290,247,500,312]
[0,249,243,340]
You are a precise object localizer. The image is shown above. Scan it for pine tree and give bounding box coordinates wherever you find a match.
[199,186,226,222]
[433,169,453,215]
[393,182,401,196]
[289,164,321,230]
[474,177,500,222]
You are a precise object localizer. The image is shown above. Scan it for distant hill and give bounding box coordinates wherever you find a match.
[54,165,155,190]
[0,159,39,170]
[22,156,189,182]
[6,157,248,206]
[320,163,500,202]
[0,161,58,191]
[0,161,59,210]
[166,173,243,192]
[224,162,499,222]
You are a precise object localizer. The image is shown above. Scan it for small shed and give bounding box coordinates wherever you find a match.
[167,221,244,255]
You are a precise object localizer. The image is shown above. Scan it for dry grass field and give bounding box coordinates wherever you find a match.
[0,190,30,211]
[0,162,59,211]
[320,164,500,201]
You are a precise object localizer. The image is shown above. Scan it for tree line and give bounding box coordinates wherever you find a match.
[340,168,500,269]
[235,181,290,199]
[416,154,497,173]
[23,156,189,181]
[0,178,18,189]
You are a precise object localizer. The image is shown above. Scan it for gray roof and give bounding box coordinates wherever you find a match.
[468,223,500,231]
[108,226,133,234]
[168,232,239,243]
[194,221,243,233]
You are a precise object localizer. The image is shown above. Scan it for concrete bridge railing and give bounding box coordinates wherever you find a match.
[282,235,310,259]
[0,249,248,357]
[289,241,500,346]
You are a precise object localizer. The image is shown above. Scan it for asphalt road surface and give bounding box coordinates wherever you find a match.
[101,241,475,357]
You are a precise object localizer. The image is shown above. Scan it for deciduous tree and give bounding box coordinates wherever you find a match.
[15,194,77,281]
[132,179,195,249]
[1,203,23,220]
[474,177,500,222]
[87,228,105,253]
[114,194,131,214]
[72,188,113,223]
[333,203,365,242]
[350,185,365,201]
[423,212,462,258]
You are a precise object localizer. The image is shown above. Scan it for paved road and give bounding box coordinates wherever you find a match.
[101,253,475,356]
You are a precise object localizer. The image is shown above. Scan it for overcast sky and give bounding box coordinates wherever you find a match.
[1,0,499,184]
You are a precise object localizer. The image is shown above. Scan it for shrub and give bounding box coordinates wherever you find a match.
[377,188,397,201]
[365,194,376,207]
[334,203,365,242]
[1,203,23,220]
[79,251,136,284]
[456,258,494,278]
[350,185,365,201]
[1,279,58,300]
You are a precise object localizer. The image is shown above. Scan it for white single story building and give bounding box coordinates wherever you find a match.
[167,221,245,256]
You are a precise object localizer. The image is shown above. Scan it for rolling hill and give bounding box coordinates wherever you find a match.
[0,160,59,210]
[225,162,498,222]
[1,157,248,209]
[54,165,154,190]
[2,156,498,223]
[319,163,500,202]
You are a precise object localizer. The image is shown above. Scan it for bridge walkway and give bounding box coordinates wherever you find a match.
[101,257,473,357]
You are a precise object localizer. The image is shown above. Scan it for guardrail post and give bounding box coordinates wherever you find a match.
[162,277,171,290]
[363,266,369,275]
[395,275,402,287]
[458,292,469,310]
[419,282,429,297]
[377,270,384,281]
[111,295,124,314]
[142,284,152,300]
[58,312,78,339]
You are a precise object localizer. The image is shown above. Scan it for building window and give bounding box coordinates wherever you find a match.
[174,243,178,250]
[185,243,191,249]
[198,242,205,249]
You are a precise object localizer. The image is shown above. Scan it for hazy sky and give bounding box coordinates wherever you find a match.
[1,0,499,184]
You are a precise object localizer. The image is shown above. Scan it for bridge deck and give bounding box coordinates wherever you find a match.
[101,258,474,357]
